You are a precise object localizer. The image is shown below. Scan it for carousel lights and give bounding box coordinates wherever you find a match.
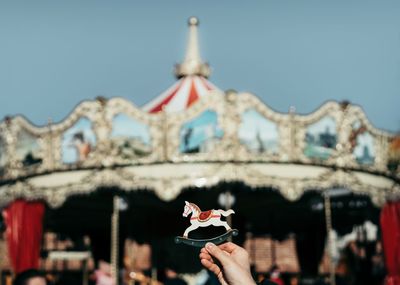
[325,188,352,197]
[218,191,236,209]
[194,177,207,187]
[116,196,129,211]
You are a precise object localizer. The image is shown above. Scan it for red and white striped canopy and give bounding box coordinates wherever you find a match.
[142,75,220,113]
[142,17,220,114]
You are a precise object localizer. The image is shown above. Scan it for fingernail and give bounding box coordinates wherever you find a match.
[206,242,214,250]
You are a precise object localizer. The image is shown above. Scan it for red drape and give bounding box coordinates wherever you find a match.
[380,201,400,285]
[2,200,45,274]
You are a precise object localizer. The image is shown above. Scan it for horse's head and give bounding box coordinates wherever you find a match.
[183,201,192,217]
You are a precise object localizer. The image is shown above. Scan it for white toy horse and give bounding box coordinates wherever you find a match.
[182,201,235,238]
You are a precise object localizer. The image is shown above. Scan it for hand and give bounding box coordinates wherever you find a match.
[199,242,256,285]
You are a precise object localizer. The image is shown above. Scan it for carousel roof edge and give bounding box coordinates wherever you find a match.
[237,92,398,137]
[0,96,165,131]
[0,162,398,209]
[1,92,398,138]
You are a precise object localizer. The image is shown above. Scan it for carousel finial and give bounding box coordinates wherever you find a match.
[175,17,211,79]
[188,16,199,26]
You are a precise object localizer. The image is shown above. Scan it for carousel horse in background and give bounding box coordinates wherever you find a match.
[182,201,235,238]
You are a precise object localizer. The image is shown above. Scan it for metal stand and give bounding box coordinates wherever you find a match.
[324,192,336,285]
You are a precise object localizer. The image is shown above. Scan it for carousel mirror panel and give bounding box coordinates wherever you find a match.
[15,129,43,168]
[179,109,223,154]
[238,108,279,155]
[0,136,6,176]
[350,121,375,165]
[110,113,152,159]
[304,116,337,160]
[61,117,96,164]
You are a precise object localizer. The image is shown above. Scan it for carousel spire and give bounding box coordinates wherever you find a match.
[175,17,211,79]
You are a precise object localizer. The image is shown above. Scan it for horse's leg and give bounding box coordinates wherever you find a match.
[183,224,198,238]
[220,220,232,231]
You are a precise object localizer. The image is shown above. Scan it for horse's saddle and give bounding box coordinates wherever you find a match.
[198,210,213,222]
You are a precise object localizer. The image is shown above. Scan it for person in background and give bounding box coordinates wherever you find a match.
[256,273,266,284]
[371,241,385,285]
[13,269,47,285]
[268,266,284,285]
[94,260,114,285]
[164,267,187,285]
[288,274,300,285]
[199,242,277,285]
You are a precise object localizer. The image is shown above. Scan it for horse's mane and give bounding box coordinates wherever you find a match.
[189,202,201,213]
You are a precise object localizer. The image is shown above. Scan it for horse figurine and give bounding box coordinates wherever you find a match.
[181,201,235,238]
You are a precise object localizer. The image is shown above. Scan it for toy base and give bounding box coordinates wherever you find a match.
[175,229,239,247]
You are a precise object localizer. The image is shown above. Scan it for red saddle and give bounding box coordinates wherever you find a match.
[198,210,213,222]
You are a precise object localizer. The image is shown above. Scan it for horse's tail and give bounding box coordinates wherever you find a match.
[217,209,235,216]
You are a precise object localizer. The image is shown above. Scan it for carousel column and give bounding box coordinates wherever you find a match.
[324,191,336,285]
[111,196,128,285]
[111,196,120,285]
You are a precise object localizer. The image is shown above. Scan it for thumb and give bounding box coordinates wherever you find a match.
[205,242,231,266]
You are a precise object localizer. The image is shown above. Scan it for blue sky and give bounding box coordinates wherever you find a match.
[1,0,399,132]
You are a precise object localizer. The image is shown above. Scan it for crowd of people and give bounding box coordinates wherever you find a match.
[10,238,386,285]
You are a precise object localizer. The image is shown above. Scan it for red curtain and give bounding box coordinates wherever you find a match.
[380,201,400,285]
[2,200,45,274]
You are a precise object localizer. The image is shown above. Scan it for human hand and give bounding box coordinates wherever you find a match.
[199,242,256,285]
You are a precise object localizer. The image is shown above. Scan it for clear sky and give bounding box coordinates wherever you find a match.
[1,0,399,132]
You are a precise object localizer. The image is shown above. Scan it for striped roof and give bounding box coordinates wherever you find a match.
[142,75,219,113]
[142,17,220,114]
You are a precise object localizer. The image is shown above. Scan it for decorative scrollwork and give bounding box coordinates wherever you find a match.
[0,92,398,209]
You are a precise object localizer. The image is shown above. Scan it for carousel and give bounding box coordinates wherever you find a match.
[0,17,399,285]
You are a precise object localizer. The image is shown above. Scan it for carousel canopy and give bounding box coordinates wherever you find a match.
[0,18,399,211]
[142,17,221,113]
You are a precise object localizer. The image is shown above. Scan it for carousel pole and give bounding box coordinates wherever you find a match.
[111,196,120,285]
[218,190,235,241]
[226,191,233,242]
[324,191,336,285]
[225,191,233,227]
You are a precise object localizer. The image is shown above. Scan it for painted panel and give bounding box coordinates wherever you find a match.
[350,121,375,165]
[15,130,42,167]
[238,109,279,154]
[62,117,96,164]
[110,113,152,159]
[180,110,223,154]
[304,116,337,160]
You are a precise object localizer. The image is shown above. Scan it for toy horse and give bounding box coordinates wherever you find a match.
[175,201,238,247]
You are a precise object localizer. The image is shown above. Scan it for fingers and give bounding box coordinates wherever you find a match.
[200,257,221,275]
[200,259,228,285]
[205,242,232,266]
[218,242,239,253]
[199,250,213,263]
